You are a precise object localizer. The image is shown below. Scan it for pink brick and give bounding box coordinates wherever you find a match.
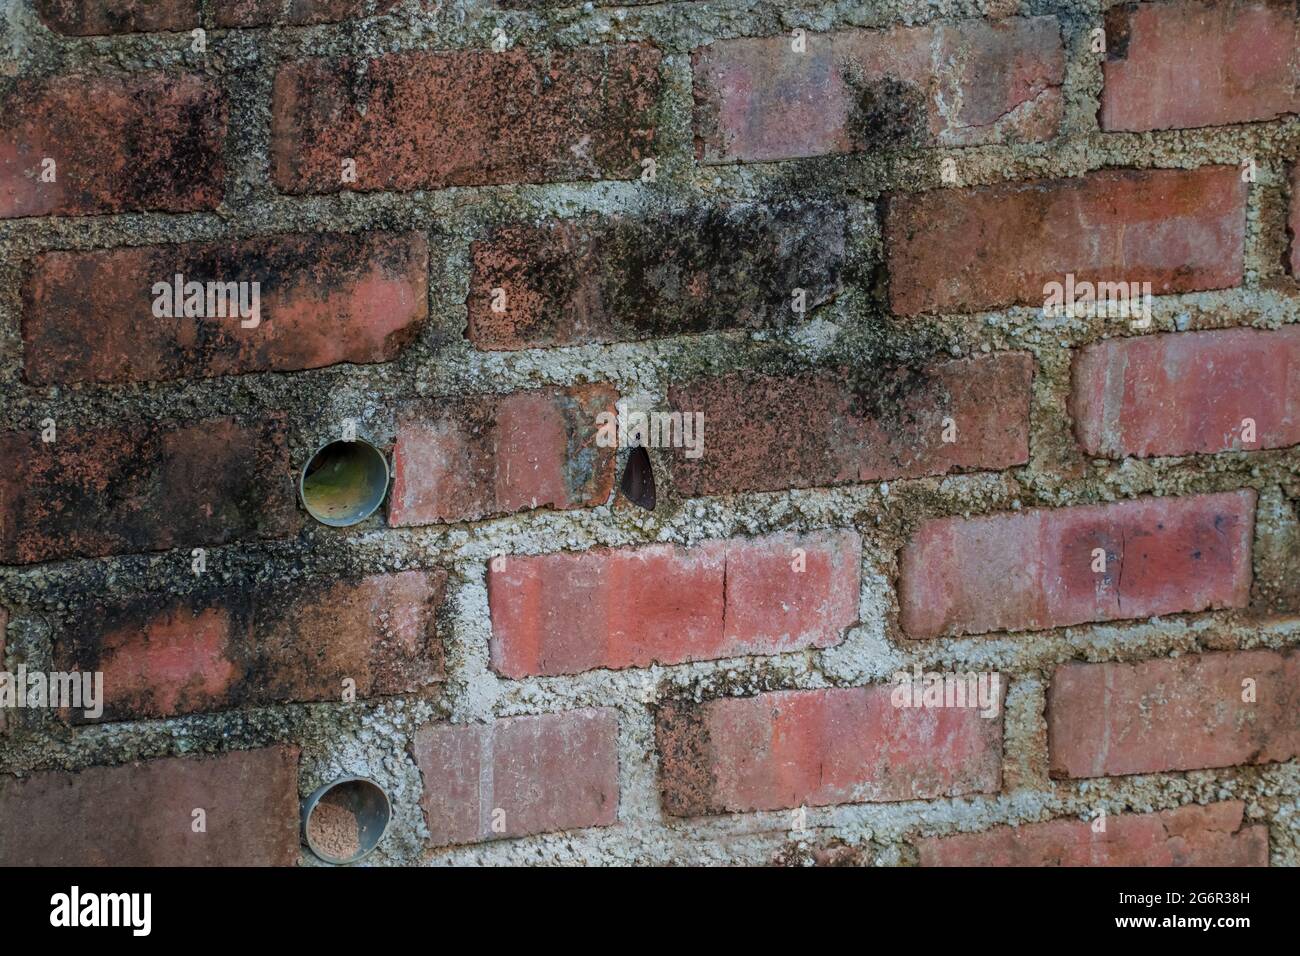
[918,801,1268,866]
[57,570,447,721]
[488,531,861,678]
[412,709,620,846]
[388,385,617,527]
[886,167,1246,316]
[1072,326,1300,459]
[656,685,1003,815]
[1048,649,1300,778]
[1101,1,1299,132]
[693,17,1064,163]
[23,232,428,385]
[0,746,300,865]
[899,491,1256,639]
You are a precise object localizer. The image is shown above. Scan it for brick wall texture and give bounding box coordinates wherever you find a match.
[0,0,1298,867]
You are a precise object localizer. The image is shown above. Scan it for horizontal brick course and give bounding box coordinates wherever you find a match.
[272,46,661,193]
[23,232,428,385]
[693,16,1064,163]
[885,167,1246,316]
[413,709,620,846]
[656,684,1003,815]
[899,491,1256,639]
[1048,649,1300,778]
[1071,326,1300,459]
[0,746,300,866]
[667,352,1032,497]
[918,801,1268,866]
[488,530,860,678]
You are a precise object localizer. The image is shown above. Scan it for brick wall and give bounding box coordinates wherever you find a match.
[0,0,1297,866]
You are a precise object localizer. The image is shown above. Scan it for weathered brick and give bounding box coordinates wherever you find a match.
[272,46,661,194]
[900,491,1256,639]
[667,351,1032,498]
[1101,1,1299,132]
[0,72,225,218]
[467,201,846,350]
[1071,326,1300,459]
[918,801,1268,866]
[23,232,429,385]
[0,416,299,565]
[489,530,860,678]
[412,709,619,846]
[692,17,1064,164]
[0,746,300,865]
[885,167,1246,316]
[657,685,1003,815]
[215,0,399,28]
[56,570,446,721]
[34,0,198,34]
[1048,649,1300,779]
[389,385,617,527]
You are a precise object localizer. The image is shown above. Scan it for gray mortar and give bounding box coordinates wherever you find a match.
[0,0,1298,865]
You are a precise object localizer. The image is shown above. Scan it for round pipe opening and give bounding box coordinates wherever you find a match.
[302,776,392,865]
[299,438,389,527]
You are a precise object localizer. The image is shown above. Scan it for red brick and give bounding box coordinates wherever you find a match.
[412,709,619,846]
[1048,649,1300,778]
[657,685,1003,815]
[215,0,399,28]
[0,746,300,865]
[23,232,428,385]
[34,0,198,34]
[0,416,299,565]
[885,167,1246,316]
[1101,1,1299,132]
[389,385,617,527]
[272,46,661,194]
[0,72,225,218]
[467,201,846,350]
[918,801,1268,866]
[692,17,1063,164]
[1071,326,1300,459]
[489,531,860,678]
[900,491,1256,639]
[667,352,1032,498]
[56,570,446,721]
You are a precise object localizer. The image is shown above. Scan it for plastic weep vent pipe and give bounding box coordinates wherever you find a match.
[299,437,389,526]
[302,777,393,865]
